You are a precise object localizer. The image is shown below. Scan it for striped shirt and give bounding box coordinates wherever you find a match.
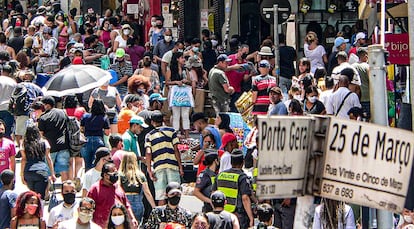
[145,126,179,172]
[252,74,277,115]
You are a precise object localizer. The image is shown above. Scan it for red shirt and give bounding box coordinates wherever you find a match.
[87,180,131,228]
[196,150,225,176]
[225,54,248,93]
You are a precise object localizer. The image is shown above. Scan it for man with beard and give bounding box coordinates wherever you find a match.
[47,180,78,228]
[144,181,192,228]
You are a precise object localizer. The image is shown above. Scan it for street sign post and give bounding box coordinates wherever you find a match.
[260,0,291,25]
[257,116,314,199]
[320,117,414,212]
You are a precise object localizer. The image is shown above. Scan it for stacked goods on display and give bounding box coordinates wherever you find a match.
[235,91,254,128]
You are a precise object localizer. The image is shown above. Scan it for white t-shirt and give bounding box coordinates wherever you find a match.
[313,204,356,229]
[331,62,361,86]
[81,168,101,192]
[57,218,101,229]
[326,87,361,119]
[47,202,78,228]
[304,44,326,74]
[319,89,333,106]
[219,151,232,173]
[114,35,127,49]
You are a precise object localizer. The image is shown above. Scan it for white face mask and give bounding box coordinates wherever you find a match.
[307,96,317,103]
[164,35,172,42]
[293,95,301,101]
[111,215,125,226]
[151,21,157,27]
[123,29,130,35]
[78,212,93,223]
[131,105,139,113]
[404,215,413,223]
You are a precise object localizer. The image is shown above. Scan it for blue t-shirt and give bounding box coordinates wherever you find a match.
[80,113,110,137]
[0,189,17,229]
[268,101,288,115]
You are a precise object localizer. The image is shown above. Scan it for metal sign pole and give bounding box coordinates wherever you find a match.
[273,4,280,82]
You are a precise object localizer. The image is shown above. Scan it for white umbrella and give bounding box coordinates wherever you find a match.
[42,65,112,97]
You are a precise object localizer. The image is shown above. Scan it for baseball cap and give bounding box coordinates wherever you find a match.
[334,37,349,48]
[116,48,125,58]
[217,54,232,62]
[72,56,83,65]
[354,32,366,45]
[258,60,270,68]
[138,110,153,122]
[220,133,237,149]
[210,191,226,206]
[149,93,167,103]
[151,110,164,123]
[269,86,282,94]
[41,96,55,106]
[231,148,244,159]
[166,181,182,195]
[129,116,148,128]
[93,147,110,165]
[191,112,207,123]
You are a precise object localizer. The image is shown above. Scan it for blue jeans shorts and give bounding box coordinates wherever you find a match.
[154,168,181,200]
[50,149,70,174]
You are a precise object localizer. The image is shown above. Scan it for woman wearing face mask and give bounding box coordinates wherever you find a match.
[397,209,414,229]
[191,213,210,229]
[193,150,219,213]
[10,191,46,229]
[149,16,166,48]
[134,55,161,93]
[20,125,56,200]
[97,18,112,49]
[284,85,302,109]
[194,134,218,176]
[304,85,326,115]
[107,203,132,229]
[113,24,133,53]
[126,74,151,109]
[118,152,156,224]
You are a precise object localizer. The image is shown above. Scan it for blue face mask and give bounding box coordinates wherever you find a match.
[192,47,199,53]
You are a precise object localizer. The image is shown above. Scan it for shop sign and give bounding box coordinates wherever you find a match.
[385,33,409,65]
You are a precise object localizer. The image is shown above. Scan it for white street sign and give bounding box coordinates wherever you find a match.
[321,117,414,212]
[257,116,314,199]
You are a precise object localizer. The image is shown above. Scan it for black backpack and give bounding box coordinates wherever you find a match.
[66,116,86,154]
[9,84,30,116]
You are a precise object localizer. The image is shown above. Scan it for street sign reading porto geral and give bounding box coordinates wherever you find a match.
[321,117,414,212]
[257,116,314,199]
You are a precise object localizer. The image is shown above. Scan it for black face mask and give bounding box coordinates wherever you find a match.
[63,192,76,205]
[241,53,248,59]
[156,24,163,29]
[0,132,4,138]
[167,195,181,206]
[109,173,119,184]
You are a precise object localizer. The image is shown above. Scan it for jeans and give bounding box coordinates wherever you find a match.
[126,191,144,223]
[230,92,242,113]
[171,106,190,130]
[50,149,70,174]
[24,171,48,199]
[279,76,292,95]
[81,136,105,171]
[0,110,14,138]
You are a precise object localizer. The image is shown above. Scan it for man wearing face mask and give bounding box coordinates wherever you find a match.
[47,180,78,228]
[117,95,143,135]
[57,197,101,229]
[87,162,138,228]
[122,115,148,164]
[82,147,112,197]
[110,48,134,98]
[225,44,252,113]
[153,29,175,64]
[144,181,193,229]
[398,208,414,229]
[149,16,166,49]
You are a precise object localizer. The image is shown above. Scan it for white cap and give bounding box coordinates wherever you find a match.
[354,32,366,45]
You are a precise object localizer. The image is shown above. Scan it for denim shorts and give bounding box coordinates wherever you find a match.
[50,149,70,174]
[126,192,144,222]
[154,168,181,200]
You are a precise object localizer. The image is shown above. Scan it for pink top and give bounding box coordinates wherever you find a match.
[225,54,249,93]
[99,30,112,49]
[0,138,16,173]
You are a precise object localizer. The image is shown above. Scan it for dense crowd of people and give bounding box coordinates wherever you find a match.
[0,1,412,229]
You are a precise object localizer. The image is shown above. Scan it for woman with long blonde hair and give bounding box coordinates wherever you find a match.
[119,152,155,224]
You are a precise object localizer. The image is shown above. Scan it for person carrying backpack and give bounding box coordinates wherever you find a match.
[9,84,30,150]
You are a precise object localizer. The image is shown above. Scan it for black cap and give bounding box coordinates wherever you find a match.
[41,96,56,106]
[211,191,226,207]
[93,147,110,165]
[340,68,355,82]
[231,148,244,159]
[150,110,164,123]
[191,112,207,123]
[166,181,182,195]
